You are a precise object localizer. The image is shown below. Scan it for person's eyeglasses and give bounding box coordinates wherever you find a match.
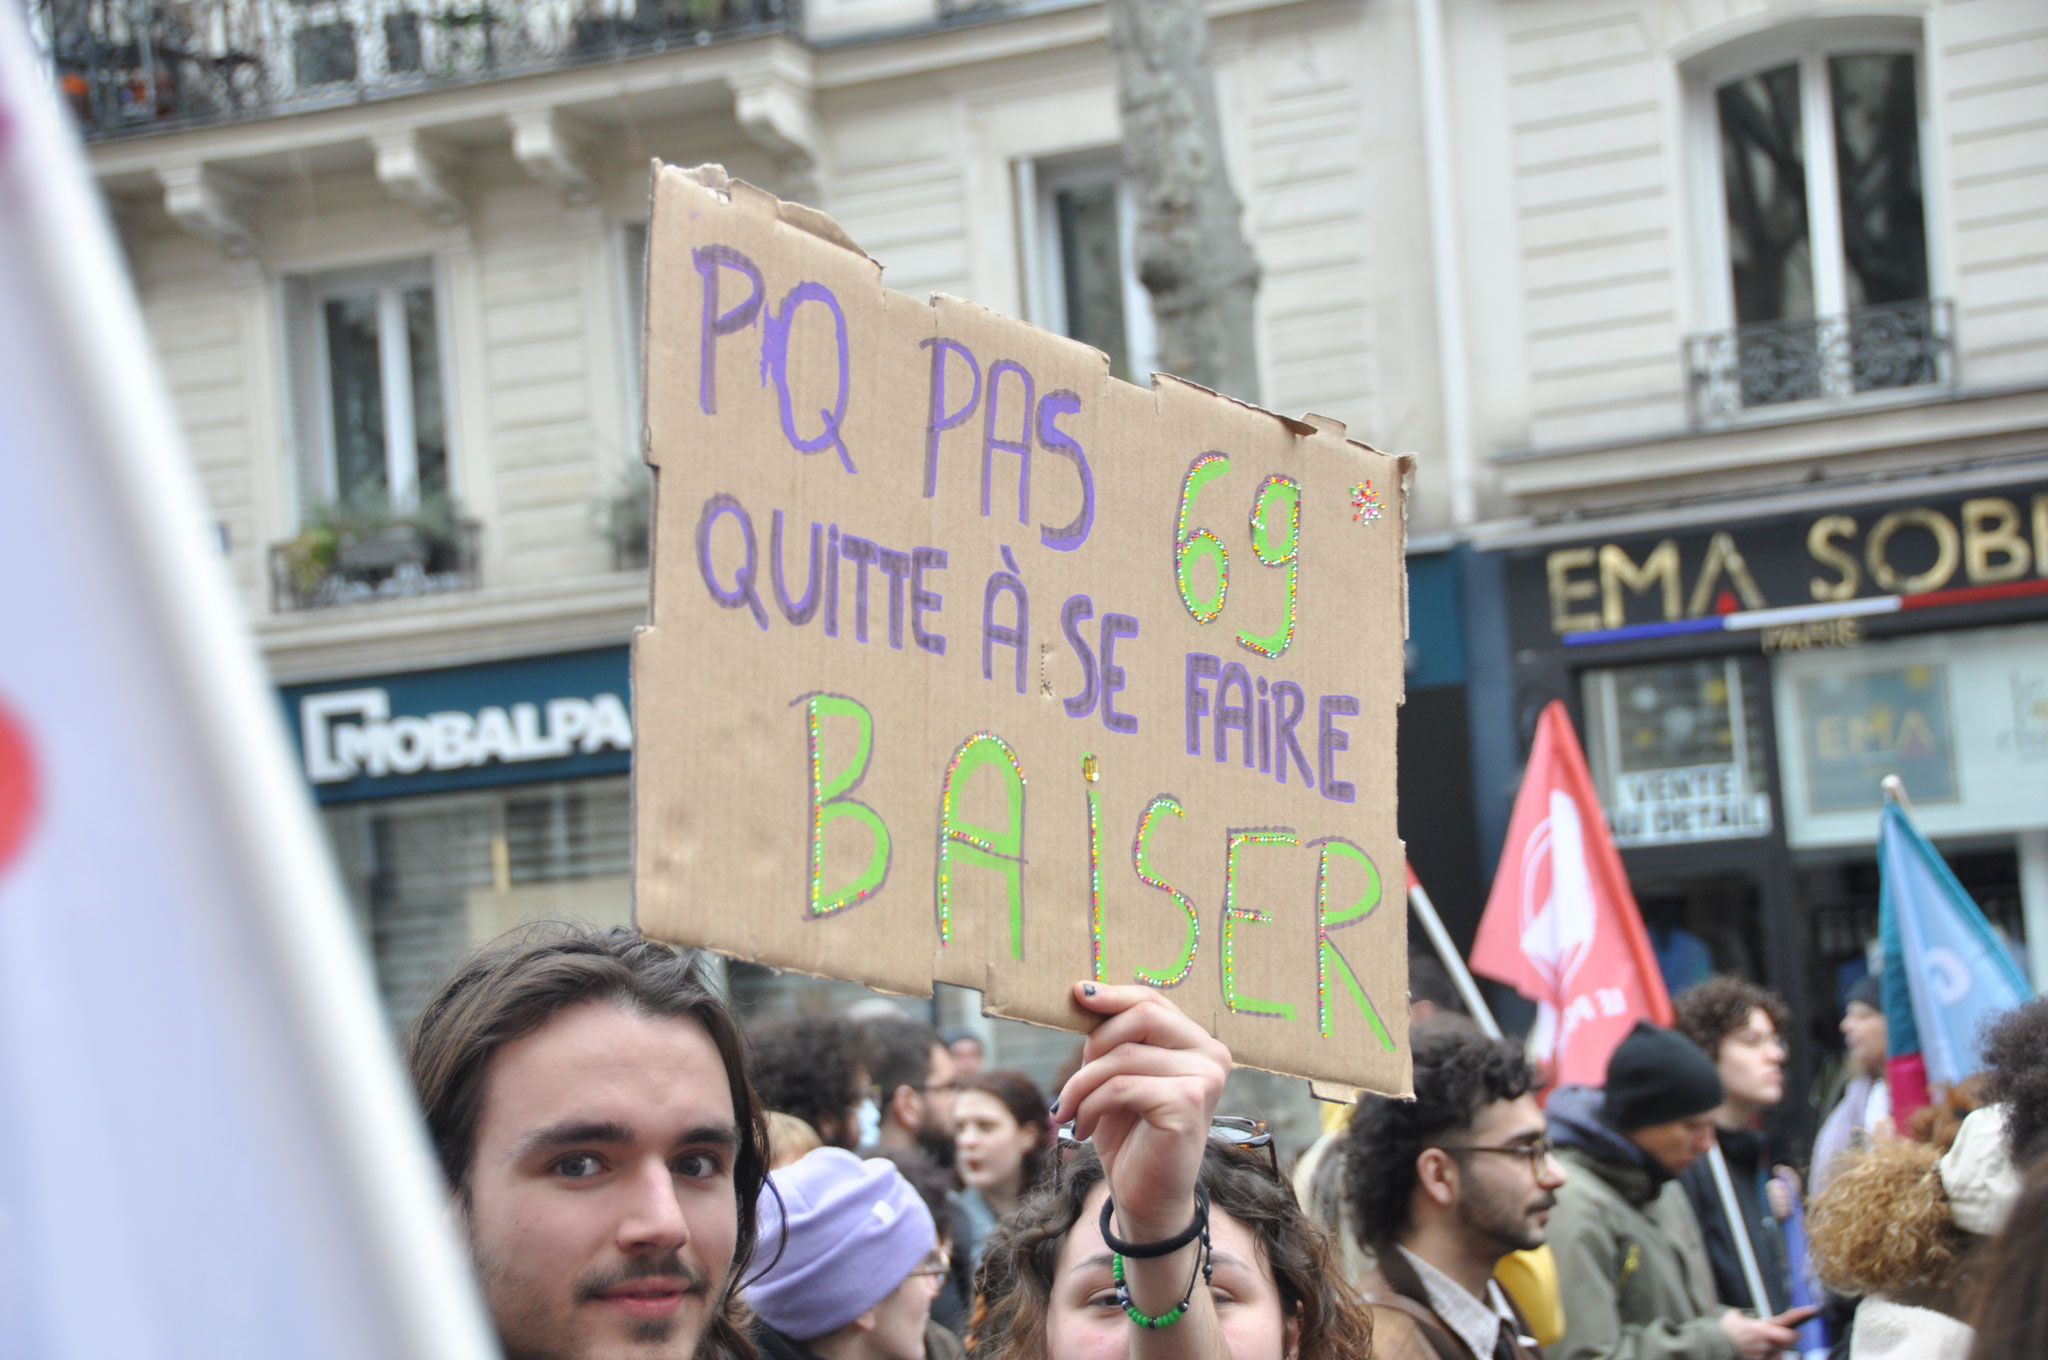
[1437,1137,1556,1174]
[906,1248,952,1282]
[1208,1115,1279,1178]
[1054,1116,1279,1179]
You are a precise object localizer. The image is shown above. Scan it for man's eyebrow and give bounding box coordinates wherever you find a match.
[515,1120,634,1160]
[514,1119,742,1160]
[678,1121,741,1153]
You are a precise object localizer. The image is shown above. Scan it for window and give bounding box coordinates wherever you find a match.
[286,261,448,515]
[1018,155,1156,383]
[1689,34,1946,420]
[322,777,631,1025]
[1581,657,1775,848]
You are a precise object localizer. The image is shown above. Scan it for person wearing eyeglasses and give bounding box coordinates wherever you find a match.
[1340,1024,1560,1359]
[1545,1021,1814,1360]
[861,1013,964,1169]
[746,1146,952,1360]
[968,981,1375,1360]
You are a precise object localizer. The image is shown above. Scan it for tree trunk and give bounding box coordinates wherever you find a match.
[1107,0,1262,403]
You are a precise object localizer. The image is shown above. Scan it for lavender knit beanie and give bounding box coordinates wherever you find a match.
[748,1147,937,1341]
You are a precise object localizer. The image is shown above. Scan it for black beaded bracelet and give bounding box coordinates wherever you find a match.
[1098,1183,1211,1259]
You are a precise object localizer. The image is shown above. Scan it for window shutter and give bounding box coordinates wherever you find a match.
[280,275,329,525]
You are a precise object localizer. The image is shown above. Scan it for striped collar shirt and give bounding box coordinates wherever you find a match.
[1396,1246,1520,1360]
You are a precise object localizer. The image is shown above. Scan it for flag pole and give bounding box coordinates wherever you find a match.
[1881,774,1912,811]
[1407,867,1503,1039]
[1706,1141,1775,1318]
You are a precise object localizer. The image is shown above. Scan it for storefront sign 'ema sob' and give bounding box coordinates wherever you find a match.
[633,165,1414,1099]
[280,648,633,803]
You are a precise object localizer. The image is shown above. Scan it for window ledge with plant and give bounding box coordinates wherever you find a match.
[271,492,480,612]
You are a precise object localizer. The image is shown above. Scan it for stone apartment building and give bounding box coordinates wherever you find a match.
[37,0,2048,1091]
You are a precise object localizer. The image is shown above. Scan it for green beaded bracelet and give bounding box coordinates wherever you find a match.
[1111,1242,1211,1330]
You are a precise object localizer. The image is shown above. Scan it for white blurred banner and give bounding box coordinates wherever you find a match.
[0,12,499,1358]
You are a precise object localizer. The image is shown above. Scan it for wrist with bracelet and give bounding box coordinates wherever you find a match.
[1100,1184,1213,1330]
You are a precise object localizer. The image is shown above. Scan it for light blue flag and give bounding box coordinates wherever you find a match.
[1877,802,2033,1089]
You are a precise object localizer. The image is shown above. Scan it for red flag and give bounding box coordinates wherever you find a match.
[1471,701,1672,1086]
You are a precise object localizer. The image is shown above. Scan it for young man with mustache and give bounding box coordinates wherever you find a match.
[1342,1023,1564,1360]
[407,926,770,1360]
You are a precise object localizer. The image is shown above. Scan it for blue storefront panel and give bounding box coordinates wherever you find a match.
[279,647,631,804]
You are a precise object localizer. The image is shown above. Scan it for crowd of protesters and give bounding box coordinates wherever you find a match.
[395,921,2045,1360]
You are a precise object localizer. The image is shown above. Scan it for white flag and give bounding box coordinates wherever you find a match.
[0,13,498,1358]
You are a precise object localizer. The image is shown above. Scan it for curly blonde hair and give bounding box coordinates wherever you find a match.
[1907,1074,1990,1149]
[1807,1138,1972,1298]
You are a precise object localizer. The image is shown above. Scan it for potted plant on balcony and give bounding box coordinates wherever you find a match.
[281,491,464,602]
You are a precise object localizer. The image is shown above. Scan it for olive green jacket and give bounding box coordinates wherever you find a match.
[1546,1142,1740,1360]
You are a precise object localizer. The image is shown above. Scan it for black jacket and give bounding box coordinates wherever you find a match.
[749,1323,824,1360]
[1677,1125,1791,1314]
[750,1318,966,1360]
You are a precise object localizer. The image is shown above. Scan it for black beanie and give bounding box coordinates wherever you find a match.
[1847,974,1881,1012]
[1601,1020,1723,1130]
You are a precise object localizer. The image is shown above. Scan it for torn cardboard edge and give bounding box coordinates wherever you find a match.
[662,162,1394,470]
[636,160,1412,1099]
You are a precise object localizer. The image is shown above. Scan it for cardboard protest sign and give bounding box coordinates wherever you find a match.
[635,163,1412,1095]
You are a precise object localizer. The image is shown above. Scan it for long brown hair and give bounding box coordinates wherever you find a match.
[1967,1159,2048,1360]
[405,924,770,1360]
[968,1142,1374,1360]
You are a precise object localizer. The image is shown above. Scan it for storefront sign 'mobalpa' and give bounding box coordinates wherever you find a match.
[301,687,632,783]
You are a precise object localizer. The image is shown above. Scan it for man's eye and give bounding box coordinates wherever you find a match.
[552,1153,603,1179]
[674,1151,725,1180]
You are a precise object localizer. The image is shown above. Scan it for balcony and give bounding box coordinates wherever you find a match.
[1684,298,1954,429]
[270,511,482,612]
[30,0,798,140]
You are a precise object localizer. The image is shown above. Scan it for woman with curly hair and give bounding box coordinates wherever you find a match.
[968,980,1374,1360]
[1806,1138,1976,1357]
[1806,1095,2018,1359]
[1978,996,2048,1170]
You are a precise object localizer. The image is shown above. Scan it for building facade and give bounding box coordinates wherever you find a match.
[1446,0,2048,1099]
[43,0,2048,1094]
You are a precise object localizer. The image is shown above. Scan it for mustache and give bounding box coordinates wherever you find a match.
[574,1253,711,1303]
[1528,1196,1557,1215]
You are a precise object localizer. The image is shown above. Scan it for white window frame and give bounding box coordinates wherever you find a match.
[1015,152,1158,381]
[619,220,650,424]
[294,257,446,514]
[1684,18,1937,340]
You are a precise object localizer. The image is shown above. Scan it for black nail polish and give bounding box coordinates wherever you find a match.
[1082,983,1097,997]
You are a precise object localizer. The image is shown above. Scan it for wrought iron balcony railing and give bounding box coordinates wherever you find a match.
[270,516,482,612]
[31,0,797,140]
[1684,298,1954,427]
